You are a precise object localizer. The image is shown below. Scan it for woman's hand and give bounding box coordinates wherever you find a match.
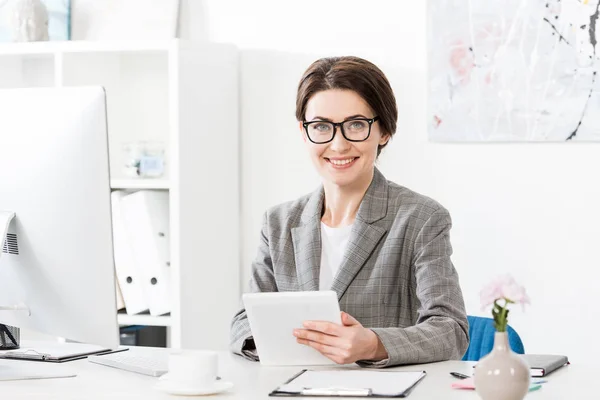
[293,311,388,364]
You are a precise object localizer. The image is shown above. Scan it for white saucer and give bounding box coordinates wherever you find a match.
[155,379,234,396]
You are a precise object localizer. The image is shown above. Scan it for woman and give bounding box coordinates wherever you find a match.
[230,56,469,367]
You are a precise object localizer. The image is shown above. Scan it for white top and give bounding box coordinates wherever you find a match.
[319,222,353,290]
[0,342,585,399]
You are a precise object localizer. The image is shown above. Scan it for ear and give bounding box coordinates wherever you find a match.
[379,133,391,146]
[299,121,307,142]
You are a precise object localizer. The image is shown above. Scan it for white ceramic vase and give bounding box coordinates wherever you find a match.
[474,332,530,400]
[8,0,49,42]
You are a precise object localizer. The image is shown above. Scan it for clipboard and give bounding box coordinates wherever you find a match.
[269,369,427,398]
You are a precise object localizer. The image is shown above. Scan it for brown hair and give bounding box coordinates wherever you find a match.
[295,56,398,156]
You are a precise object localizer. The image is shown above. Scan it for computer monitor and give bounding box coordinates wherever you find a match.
[0,87,119,350]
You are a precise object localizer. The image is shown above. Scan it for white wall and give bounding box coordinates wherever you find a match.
[180,0,600,363]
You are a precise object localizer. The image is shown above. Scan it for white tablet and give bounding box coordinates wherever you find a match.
[242,290,342,366]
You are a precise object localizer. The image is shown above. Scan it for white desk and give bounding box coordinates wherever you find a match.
[0,345,587,399]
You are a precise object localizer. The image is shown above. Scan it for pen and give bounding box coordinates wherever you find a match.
[450,372,470,379]
[529,384,542,392]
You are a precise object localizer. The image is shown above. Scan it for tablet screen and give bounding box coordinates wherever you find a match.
[243,291,342,366]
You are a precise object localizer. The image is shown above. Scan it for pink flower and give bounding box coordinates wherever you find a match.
[480,275,530,310]
[480,275,529,332]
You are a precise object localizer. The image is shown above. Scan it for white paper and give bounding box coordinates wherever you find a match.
[278,370,426,397]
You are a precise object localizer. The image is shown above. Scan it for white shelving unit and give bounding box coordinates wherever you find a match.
[110,179,171,190]
[0,39,240,350]
[0,40,176,55]
[117,312,172,327]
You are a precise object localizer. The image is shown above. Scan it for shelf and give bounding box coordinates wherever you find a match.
[0,39,177,56]
[110,179,170,190]
[0,41,240,350]
[117,313,172,327]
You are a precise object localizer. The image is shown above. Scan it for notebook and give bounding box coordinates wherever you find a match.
[520,354,569,377]
[270,369,427,397]
[0,342,126,363]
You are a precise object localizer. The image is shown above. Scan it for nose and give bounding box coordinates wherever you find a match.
[328,126,351,153]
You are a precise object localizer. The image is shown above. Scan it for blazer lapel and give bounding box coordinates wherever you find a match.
[291,187,324,291]
[331,168,389,300]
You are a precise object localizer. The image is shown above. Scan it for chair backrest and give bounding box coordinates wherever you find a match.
[462,315,525,361]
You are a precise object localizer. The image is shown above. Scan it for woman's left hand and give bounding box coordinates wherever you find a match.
[293,311,388,364]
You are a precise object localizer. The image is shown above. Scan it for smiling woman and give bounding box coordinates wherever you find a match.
[230,56,470,368]
[300,89,387,191]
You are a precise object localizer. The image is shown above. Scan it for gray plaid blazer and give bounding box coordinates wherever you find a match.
[230,168,469,367]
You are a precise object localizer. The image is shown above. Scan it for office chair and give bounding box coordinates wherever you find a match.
[462,315,525,361]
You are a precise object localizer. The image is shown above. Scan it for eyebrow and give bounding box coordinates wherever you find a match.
[309,114,369,122]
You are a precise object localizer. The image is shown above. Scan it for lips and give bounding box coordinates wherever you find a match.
[325,157,358,169]
[328,157,355,165]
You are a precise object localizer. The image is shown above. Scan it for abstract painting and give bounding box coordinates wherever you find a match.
[428,0,600,141]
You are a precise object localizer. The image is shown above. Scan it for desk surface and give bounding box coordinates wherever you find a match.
[0,345,587,399]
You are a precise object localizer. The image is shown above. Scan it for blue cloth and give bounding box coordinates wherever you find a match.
[462,316,525,361]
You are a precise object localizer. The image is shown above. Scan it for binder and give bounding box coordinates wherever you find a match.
[110,191,149,315]
[120,190,171,316]
[270,369,427,398]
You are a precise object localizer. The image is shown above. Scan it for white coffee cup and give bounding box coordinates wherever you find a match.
[164,350,218,387]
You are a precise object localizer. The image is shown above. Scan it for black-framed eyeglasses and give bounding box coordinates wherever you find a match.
[302,116,380,144]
